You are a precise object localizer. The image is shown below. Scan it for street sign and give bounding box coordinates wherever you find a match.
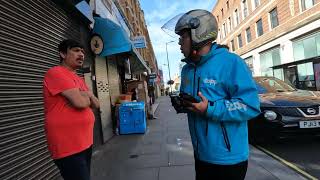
[148,73,157,79]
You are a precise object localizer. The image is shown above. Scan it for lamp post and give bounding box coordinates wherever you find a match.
[166,40,175,94]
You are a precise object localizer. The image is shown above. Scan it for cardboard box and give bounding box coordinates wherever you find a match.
[119,94,131,103]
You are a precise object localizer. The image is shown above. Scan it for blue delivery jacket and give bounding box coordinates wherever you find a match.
[180,43,260,165]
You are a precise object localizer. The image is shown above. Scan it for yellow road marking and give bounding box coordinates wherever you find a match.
[255,145,318,180]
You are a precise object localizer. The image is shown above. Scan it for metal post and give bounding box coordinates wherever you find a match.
[166,41,174,94]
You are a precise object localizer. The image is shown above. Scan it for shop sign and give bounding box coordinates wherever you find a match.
[148,73,157,79]
[132,36,146,48]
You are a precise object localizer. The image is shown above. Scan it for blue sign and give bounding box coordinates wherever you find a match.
[132,36,146,48]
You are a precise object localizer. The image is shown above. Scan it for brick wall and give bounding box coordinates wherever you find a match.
[118,0,158,72]
[212,0,320,56]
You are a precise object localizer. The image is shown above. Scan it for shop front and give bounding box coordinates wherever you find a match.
[90,16,151,138]
[271,31,320,91]
[272,56,320,91]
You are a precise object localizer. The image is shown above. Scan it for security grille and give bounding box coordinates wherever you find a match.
[0,0,81,179]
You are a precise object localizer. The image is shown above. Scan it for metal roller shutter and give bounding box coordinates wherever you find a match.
[0,0,81,179]
[95,56,113,143]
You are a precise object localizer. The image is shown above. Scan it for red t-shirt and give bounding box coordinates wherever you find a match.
[43,66,95,159]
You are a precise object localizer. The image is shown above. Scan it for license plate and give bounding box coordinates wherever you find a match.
[299,120,320,128]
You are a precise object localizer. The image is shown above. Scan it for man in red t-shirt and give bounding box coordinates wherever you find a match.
[43,39,99,180]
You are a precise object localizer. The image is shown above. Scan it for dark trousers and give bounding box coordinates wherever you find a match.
[195,158,248,180]
[54,146,92,180]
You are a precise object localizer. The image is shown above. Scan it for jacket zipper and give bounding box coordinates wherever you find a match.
[193,66,199,156]
[220,122,231,152]
[206,101,214,136]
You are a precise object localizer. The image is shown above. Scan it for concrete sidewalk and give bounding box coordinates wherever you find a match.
[91,96,307,180]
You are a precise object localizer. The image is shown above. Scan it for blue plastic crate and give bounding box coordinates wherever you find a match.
[119,102,146,134]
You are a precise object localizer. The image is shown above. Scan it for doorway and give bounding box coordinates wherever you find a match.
[284,66,298,88]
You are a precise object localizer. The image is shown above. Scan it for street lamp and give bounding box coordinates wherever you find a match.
[166,40,175,94]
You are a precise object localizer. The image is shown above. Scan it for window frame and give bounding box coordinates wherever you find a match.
[223,22,227,37]
[231,39,235,51]
[251,0,261,10]
[269,7,279,29]
[242,0,249,19]
[246,27,252,43]
[238,34,243,48]
[259,46,281,77]
[228,17,232,32]
[234,9,240,27]
[256,18,264,37]
[244,56,254,73]
[300,0,315,11]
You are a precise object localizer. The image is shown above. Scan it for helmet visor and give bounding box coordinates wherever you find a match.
[161,13,185,38]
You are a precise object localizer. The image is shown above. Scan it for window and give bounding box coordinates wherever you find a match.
[228,17,232,32]
[244,56,254,73]
[223,23,227,37]
[231,39,235,51]
[103,0,112,12]
[273,68,284,81]
[234,9,240,26]
[227,1,230,9]
[269,8,279,29]
[293,32,320,61]
[221,8,224,17]
[238,34,243,48]
[253,0,260,9]
[298,62,314,81]
[260,47,281,76]
[256,19,263,37]
[217,15,219,22]
[242,0,248,18]
[293,41,305,61]
[246,27,252,43]
[316,35,320,55]
[301,0,315,11]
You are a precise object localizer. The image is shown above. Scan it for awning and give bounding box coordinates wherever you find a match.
[131,47,151,74]
[92,17,151,73]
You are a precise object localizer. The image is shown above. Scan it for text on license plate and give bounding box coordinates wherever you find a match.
[299,120,320,128]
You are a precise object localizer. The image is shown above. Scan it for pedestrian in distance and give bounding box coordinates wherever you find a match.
[43,39,100,180]
[168,9,261,180]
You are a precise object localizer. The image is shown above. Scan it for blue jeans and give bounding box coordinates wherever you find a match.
[54,146,92,180]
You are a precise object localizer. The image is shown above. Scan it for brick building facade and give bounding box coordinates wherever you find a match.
[212,0,320,90]
[118,0,158,73]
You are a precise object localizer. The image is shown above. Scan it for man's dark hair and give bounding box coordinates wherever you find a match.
[58,39,84,63]
[217,44,230,50]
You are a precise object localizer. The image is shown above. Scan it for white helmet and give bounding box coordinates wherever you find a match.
[175,9,218,50]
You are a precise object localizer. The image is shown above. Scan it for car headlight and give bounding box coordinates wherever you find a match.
[264,110,277,121]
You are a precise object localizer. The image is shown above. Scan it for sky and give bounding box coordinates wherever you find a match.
[139,0,217,83]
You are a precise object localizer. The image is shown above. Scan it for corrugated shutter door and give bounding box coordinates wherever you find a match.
[0,0,81,179]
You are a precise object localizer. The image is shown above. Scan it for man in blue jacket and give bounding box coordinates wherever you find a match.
[170,9,261,180]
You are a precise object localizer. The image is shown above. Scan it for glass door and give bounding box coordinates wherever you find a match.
[284,66,298,88]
